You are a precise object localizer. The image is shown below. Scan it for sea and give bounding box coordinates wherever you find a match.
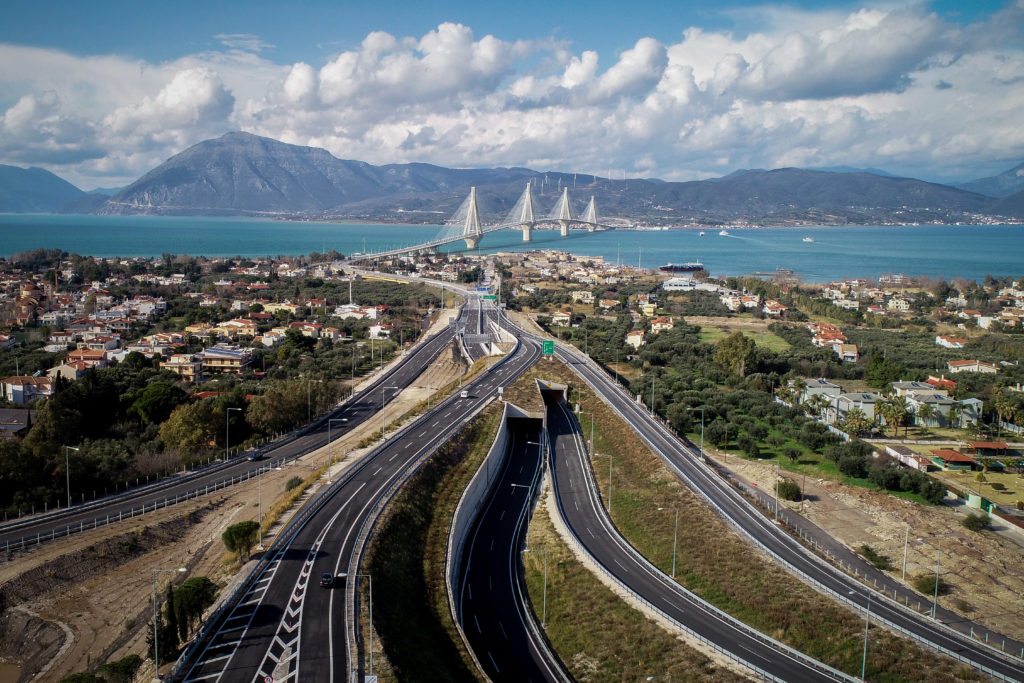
[1,214,1022,283]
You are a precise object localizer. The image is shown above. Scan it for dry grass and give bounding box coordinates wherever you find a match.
[525,359,980,681]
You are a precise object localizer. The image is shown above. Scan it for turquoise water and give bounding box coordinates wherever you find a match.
[1,214,1022,282]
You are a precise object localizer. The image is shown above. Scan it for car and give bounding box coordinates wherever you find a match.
[460,390,469,399]
[319,572,334,588]
[245,451,264,461]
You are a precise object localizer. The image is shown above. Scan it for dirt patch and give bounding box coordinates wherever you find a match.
[715,452,1024,642]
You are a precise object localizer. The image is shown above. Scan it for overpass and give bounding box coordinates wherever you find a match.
[357,183,633,260]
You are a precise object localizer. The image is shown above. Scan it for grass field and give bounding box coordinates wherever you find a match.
[697,325,791,351]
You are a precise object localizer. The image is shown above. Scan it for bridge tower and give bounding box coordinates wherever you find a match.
[463,186,483,250]
[581,195,598,232]
[516,182,536,242]
[554,186,573,237]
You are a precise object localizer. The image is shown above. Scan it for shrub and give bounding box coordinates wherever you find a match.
[858,544,893,571]
[285,476,304,491]
[777,479,802,501]
[989,482,1005,491]
[1017,500,1023,511]
[222,520,260,560]
[912,573,948,596]
[782,446,802,464]
[962,512,991,532]
[838,454,868,479]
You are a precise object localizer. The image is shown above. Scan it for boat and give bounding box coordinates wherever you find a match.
[659,261,704,273]
[803,236,815,243]
[699,231,705,236]
[719,230,730,236]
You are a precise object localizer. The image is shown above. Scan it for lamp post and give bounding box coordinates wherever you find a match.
[522,547,548,626]
[381,386,398,439]
[327,418,348,484]
[687,407,704,459]
[595,452,613,513]
[225,407,241,460]
[902,526,910,580]
[64,445,80,508]
[584,412,595,453]
[656,507,678,578]
[152,567,187,679]
[848,590,871,681]
[932,542,941,619]
[774,462,780,523]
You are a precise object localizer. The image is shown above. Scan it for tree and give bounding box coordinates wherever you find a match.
[130,382,188,425]
[777,479,802,501]
[842,407,872,436]
[165,583,179,650]
[160,401,217,455]
[916,402,935,431]
[174,576,218,640]
[222,520,260,560]
[994,397,1016,437]
[714,331,758,378]
[782,445,802,464]
[962,512,991,532]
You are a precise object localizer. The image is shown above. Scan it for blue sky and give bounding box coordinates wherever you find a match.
[1,0,1022,188]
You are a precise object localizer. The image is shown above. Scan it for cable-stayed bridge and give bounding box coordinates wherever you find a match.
[357,183,633,260]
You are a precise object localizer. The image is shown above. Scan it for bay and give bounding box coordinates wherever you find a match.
[1,214,1022,283]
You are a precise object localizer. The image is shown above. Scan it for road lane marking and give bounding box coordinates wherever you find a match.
[488,652,501,673]
[373,467,382,476]
[499,509,505,520]
[474,615,482,633]
[498,620,508,639]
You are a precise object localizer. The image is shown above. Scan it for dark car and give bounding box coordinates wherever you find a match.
[319,572,334,588]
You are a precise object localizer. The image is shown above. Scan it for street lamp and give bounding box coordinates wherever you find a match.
[327,418,348,484]
[306,378,322,425]
[381,386,398,439]
[774,462,780,523]
[901,526,910,580]
[584,412,595,453]
[152,567,187,679]
[932,542,941,619]
[522,547,548,626]
[848,590,871,681]
[656,507,678,578]
[64,445,80,508]
[687,407,704,459]
[594,452,613,513]
[226,407,242,460]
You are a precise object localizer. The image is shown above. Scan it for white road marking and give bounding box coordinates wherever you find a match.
[474,615,482,633]
[488,652,501,673]
[498,509,505,521]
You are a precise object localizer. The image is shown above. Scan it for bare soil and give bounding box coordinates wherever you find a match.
[714,452,1024,642]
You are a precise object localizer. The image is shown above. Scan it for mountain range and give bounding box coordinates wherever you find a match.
[3,132,1024,223]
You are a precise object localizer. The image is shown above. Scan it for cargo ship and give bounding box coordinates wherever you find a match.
[659,261,704,273]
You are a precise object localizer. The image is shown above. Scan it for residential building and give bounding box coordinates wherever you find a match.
[946,360,999,374]
[66,348,109,369]
[796,378,842,404]
[935,335,967,349]
[836,392,882,422]
[625,330,645,349]
[1,376,54,405]
[550,311,572,326]
[161,354,204,382]
[930,449,976,471]
[650,317,674,333]
[196,345,252,374]
[47,361,90,382]
[0,408,36,440]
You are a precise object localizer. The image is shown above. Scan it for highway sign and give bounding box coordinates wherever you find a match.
[482,294,497,301]
[542,340,555,355]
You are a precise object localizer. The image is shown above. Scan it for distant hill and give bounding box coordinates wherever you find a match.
[990,187,1024,218]
[806,165,899,178]
[957,161,1024,198]
[97,132,536,216]
[0,164,84,212]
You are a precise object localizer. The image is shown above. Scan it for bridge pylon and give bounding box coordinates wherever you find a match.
[581,195,598,232]
[463,186,483,250]
[515,182,536,242]
[554,187,573,237]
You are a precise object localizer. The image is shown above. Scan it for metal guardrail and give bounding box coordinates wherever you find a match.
[549,401,854,682]
[559,341,1024,682]
[344,337,529,681]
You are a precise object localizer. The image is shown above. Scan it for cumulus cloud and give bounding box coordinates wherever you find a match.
[1,7,1023,187]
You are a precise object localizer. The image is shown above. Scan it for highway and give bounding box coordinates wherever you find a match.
[553,341,1024,682]
[172,319,541,682]
[546,393,850,681]
[0,309,464,554]
[457,420,570,682]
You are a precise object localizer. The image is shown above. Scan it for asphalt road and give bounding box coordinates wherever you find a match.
[546,394,849,681]
[558,345,1024,682]
[0,313,464,554]
[458,419,569,682]
[173,322,541,682]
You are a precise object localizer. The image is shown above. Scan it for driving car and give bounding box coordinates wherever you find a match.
[319,572,334,588]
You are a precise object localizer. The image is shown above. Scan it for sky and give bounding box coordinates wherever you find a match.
[1,0,1022,190]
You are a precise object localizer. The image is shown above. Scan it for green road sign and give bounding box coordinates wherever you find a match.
[482,294,497,301]
[542,340,555,355]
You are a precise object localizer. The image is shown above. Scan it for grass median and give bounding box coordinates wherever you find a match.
[364,402,502,681]
[534,359,976,682]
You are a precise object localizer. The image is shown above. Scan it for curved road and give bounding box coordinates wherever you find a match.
[458,420,569,682]
[0,311,465,553]
[173,328,541,682]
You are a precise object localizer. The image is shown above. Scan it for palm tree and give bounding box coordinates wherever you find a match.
[948,402,963,429]
[843,407,871,437]
[994,397,1016,438]
[889,395,910,437]
[877,402,896,437]
[916,402,935,432]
